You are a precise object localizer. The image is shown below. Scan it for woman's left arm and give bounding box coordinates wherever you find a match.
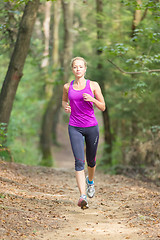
[83,82,106,111]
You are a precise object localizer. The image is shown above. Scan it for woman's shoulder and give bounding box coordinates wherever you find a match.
[89,80,99,89]
[89,80,101,94]
[63,82,71,92]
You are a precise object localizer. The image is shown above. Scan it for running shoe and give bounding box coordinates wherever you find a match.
[77,194,89,209]
[86,176,95,198]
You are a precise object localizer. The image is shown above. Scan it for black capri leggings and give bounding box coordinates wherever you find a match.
[68,125,99,171]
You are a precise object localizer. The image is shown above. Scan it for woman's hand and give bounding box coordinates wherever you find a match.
[62,83,71,114]
[90,82,106,111]
[64,103,71,113]
[83,93,94,102]
[83,81,105,111]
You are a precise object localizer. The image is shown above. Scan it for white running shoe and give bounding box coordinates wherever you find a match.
[86,176,95,198]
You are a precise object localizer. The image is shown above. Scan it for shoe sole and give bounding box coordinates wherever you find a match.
[81,200,89,210]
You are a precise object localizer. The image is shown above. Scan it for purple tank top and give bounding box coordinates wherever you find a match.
[68,80,98,127]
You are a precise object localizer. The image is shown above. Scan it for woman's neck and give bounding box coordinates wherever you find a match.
[73,77,87,90]
[74,77,86,85]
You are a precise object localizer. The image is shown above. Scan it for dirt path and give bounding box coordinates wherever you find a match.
[0,159,160,240]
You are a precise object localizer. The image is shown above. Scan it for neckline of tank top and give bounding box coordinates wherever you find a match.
[72,79,88,91]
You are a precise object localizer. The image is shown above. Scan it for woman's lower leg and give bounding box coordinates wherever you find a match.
[87,165,96,182]
[75,170,86,196]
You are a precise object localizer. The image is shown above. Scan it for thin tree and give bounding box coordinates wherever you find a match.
[40,0,62,166]
[96,0,112,165]
[40,0,74,166]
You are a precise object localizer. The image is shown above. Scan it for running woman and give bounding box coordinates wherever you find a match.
[62,56,105,209]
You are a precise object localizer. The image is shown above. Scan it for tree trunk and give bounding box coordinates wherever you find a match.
[50,0,61,68]
[41,1,51,69]
[130,0,148,142]
[102,106,112,164]
[51,0,74,144]
[40,0,74,166]
[96,0,112,165]
[51,0,62,144]
[0,0,40,133]
[40,85,62,166]
[131,115,138,144]
[61,0,74,80]
[40,0,62,166]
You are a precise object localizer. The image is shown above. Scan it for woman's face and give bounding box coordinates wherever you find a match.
[72,60,86,78]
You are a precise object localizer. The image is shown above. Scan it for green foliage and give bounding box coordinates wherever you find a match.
[151,125,160,134]
[0,150,11,162]
[121,0,160,11]
[0,1,24,54]
[0,123,7,147]
[3,0,29,4]
[39,156,53,167]
[9,138,41,165]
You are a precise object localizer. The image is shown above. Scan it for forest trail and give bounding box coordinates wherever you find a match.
[0,120,160,240]
[0,160,160,240]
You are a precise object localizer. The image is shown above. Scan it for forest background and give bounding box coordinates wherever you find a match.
[0,0,160,184]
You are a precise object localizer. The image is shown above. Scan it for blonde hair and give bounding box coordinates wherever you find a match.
[70,56,87,68]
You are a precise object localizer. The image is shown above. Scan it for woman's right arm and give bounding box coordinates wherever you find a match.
[62,83,71,113]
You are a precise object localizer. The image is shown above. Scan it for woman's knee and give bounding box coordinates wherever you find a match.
[75,158,85,171]
[87,160,96,168]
